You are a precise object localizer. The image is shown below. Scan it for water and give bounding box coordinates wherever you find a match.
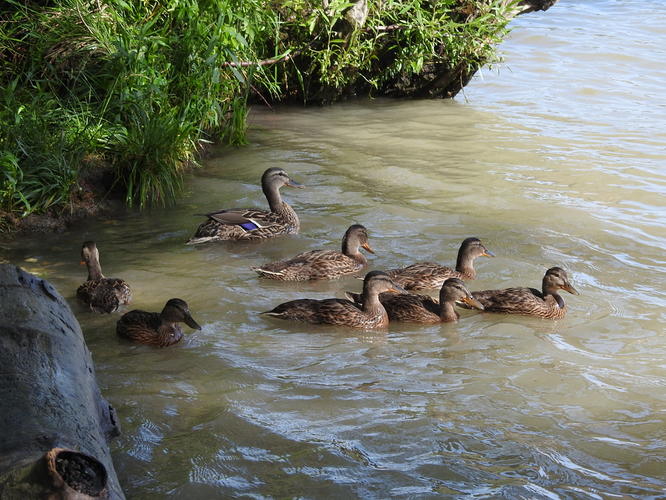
[2,1,666,497]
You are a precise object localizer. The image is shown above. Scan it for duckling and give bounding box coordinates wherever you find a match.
[116,298,201,347]
[385,237,494,290]
[251,224,374,281]
[346,277,484,323]
[187,167,304,244]
[471,267,579,319]
[76,241,131,313]
[261,270,405,328]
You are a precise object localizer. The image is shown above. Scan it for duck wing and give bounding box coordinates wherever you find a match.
[385,262,456,290]
[471,287,545,314]
[253,250,361,280]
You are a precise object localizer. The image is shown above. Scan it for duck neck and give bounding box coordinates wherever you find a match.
[263,182,284,213]
[86,255,104,281]
[360,290,388,321]
[439,300,460,322]
[542,282,565,309]
[341,239,366,264]
[455,250,476,279]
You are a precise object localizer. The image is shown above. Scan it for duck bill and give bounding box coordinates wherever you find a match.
[563,283,579,295]
[184,312,202,330]
[286,179,305,189]
[462,296,485,310]
[388,283,407,294]
[482,249,495,257]
[361,242,375,254]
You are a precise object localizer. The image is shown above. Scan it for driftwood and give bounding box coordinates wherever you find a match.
[0,265,124,499]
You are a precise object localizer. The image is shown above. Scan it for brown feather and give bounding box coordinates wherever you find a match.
[262,271,404,329]
[188,168,302,244]
[116,298,201,347]
[252,224,371,281]
[471,267,578,319]
[77,241,131,313]
[346,278,482,323]
[386,237,493,290]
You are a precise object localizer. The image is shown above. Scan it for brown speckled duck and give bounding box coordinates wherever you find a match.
[251,224,374,281]
[116,298,201,347]
[385,237,494,290]
[471,267,579,319]
[187,167,304,244]
[77,241,131,313]
[346,277,484,324]
[261,271,405,329]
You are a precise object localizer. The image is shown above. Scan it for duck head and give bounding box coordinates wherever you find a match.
[161,298,202,330]
[440,278,484,310]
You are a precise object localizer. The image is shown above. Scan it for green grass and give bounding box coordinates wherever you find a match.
[0,0,512,224]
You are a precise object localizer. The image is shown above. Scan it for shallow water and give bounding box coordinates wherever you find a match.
[3,0,666,497]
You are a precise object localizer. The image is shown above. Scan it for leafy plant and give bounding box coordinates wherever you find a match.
[0,0,513,223]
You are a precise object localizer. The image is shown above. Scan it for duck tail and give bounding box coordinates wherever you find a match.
[186,236,217,245]
[251,267,284,277]
[260,310,283,317]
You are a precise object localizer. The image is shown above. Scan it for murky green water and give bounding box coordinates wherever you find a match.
[3,1,666,497]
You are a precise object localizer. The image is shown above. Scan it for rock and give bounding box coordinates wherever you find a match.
[0,265,124,499]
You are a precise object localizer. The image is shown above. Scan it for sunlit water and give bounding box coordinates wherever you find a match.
[2,1,666,497]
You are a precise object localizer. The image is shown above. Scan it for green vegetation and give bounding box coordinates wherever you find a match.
[0,0,512,224]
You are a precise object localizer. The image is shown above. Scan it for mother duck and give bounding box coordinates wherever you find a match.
[188,167,304,244]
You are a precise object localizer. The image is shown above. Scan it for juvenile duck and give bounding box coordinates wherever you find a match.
[77,241,131,313]
[261,271,405,328]
[251,224,374,281]
[385,237,494,290]
[346,277,484,324]
[116,298,201,347]
[187,167,304,244]
[471,267,579,319]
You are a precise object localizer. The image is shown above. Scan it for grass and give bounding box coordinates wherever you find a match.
[0,0,513,224]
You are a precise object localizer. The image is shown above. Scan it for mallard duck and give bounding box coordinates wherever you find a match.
[116,298,201,347]
[346,277,484,323]
[187,167,304,244]
[385,237,494,290]
[251,224,374,281]
[261,270,406,328]
[471,267,579,319]
[76,241,131,313]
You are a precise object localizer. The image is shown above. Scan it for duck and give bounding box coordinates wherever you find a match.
[470,267,579,319]
[187,167,304,244]
[346,277,484,324]
[385,237,494,290]
[76,241,131,313]
[251,224,374,281]
[116,298,201,347]
[261,270,406,328]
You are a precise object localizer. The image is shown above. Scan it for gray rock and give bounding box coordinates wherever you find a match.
[0,264,123,499]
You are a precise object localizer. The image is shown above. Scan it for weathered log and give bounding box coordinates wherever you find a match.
[0,264,123,499]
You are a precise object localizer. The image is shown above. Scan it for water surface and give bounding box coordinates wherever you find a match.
[3,1,666,497]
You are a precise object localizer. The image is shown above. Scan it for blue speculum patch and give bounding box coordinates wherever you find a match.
[240,221,259,231]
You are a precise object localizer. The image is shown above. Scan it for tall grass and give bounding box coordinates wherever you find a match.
[0,0,512,222]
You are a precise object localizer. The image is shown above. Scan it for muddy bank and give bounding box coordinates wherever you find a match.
[0,265,124,499]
